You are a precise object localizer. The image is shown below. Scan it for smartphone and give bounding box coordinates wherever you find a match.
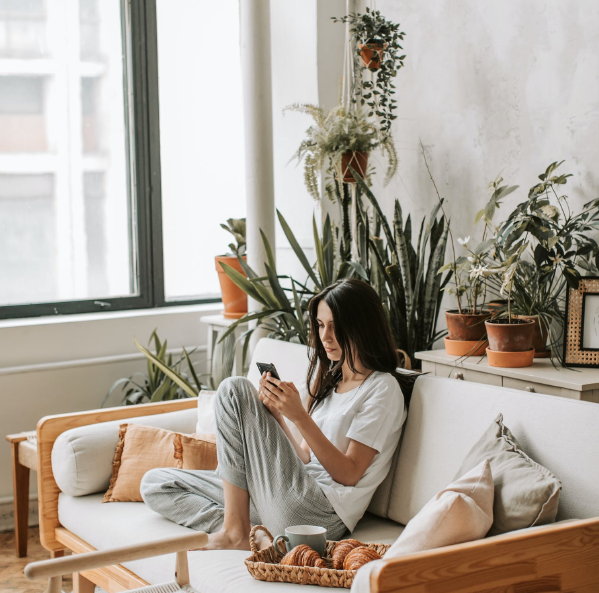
[256,362,280,380]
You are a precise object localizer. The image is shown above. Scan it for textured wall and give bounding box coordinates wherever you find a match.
[367,0,599,242]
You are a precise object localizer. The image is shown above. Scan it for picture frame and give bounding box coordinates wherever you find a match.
[564,277,599,367]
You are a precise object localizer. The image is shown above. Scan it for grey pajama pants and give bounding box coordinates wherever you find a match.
[140,376,348,539]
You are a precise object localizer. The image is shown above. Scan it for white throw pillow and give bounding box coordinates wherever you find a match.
[350,460,494,593]
[196,390,217,434]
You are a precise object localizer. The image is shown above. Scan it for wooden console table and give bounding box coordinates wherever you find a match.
[416,349,599,403]
[5,431,38,557]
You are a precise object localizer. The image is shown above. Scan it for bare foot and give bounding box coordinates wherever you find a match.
[197,530,249,551]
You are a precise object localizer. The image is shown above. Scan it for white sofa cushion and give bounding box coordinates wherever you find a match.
[58,493,403,593]
[391,375,599,525]
[245,338,310,392]
[52,408,196,496]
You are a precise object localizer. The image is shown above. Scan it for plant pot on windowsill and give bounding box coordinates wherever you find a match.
[444,310,490,356]
[215,255,248,319]
[341,150,369,183]
[358,40,387,70]
[485,318,535,368]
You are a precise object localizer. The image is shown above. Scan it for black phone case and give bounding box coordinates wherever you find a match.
[256,362,280,380]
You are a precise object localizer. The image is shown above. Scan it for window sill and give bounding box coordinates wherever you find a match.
[0,303,224,369]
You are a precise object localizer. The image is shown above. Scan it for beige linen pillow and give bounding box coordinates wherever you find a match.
[456,413,561,534]
[103,424,217,502]
[351,461,494,593]
[383,459,494,557]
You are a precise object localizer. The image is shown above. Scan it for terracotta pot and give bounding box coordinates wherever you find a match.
[358,41,387,70]
[215,255,248,319]
[485,318,535,352]
[445,310,491,341]
[444,337,487,357]
[486,347,535,368]
[513,314,550,358]
[341,151,369,182]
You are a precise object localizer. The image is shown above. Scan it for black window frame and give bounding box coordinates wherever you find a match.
[0,0,220,320]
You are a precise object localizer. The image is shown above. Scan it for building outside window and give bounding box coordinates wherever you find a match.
[0,0,245,317]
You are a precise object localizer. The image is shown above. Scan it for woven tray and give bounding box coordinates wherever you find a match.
[244,525,390,588]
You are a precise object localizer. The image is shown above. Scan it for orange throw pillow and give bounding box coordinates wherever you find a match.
[103,424,217,502]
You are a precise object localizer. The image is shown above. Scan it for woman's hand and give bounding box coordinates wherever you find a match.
[259,373,306,424]
[258,372,283,422]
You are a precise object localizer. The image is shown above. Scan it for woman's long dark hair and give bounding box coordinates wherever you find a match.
[306,279,418,412]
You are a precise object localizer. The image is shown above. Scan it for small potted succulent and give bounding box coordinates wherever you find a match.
[286,104,397,200]
[215,218,247,319]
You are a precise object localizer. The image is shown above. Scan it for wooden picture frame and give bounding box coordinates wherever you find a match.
[564,276,599,366]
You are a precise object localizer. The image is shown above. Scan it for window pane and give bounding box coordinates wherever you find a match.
[156,0,246,300]
[0,174,55,305]
[0,0,134,307]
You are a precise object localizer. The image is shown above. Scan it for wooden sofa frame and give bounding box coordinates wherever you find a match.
[37,399,599,593]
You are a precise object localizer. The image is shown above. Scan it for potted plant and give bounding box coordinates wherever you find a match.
[286,104,397,200]
[483,162,599,363]
[215,218,248,319]
[426,152,518,356]
[332,8,406,136]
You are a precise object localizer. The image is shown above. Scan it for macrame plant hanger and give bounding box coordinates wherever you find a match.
[341,0,360,261]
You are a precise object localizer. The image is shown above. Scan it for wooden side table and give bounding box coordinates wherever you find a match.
[5,430,38,557]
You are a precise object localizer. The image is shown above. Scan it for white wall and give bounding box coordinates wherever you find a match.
[370,0,599,239]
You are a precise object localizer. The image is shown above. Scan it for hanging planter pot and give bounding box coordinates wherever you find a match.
[215,255,248,319]
[341,150,369,183]
[358,40,387,70]
[485,318,535,368]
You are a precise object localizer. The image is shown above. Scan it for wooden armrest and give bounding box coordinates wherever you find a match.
[370,517,599,593]
[37,398,197,552]
[25,531,208,593]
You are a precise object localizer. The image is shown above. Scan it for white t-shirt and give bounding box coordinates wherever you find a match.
[304,371,406,532]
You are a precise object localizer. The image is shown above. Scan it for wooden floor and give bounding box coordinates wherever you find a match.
[0,527,73,593]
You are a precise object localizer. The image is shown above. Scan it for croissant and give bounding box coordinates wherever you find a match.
[342,546,381,571]
[330,538,364,570]
[280,544,326,568]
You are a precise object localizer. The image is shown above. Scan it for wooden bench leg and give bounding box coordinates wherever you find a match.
[10,440,30,558]
[73,572,95,593]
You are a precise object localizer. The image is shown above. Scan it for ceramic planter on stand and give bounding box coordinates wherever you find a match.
[341,150,369,182]
[358,41,387,70]
[215,255,248,319]
[485,318,535,368]
[444,310,490,356]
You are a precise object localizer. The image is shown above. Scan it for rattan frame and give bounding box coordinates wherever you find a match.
[564,276,599,366]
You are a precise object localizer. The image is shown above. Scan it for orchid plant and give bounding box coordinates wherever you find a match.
[438,177,518,315]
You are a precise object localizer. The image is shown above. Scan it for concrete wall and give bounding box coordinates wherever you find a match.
[369,0,599,239]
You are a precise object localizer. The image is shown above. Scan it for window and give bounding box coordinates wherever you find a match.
[0,0,245,318]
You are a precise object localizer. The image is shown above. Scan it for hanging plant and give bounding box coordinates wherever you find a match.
[332,7,406,136]
[285,104,397,200]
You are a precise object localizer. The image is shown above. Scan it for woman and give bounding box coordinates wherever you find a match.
[141,279,414,550]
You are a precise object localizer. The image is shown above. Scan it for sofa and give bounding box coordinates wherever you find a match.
[35,338,599,593]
